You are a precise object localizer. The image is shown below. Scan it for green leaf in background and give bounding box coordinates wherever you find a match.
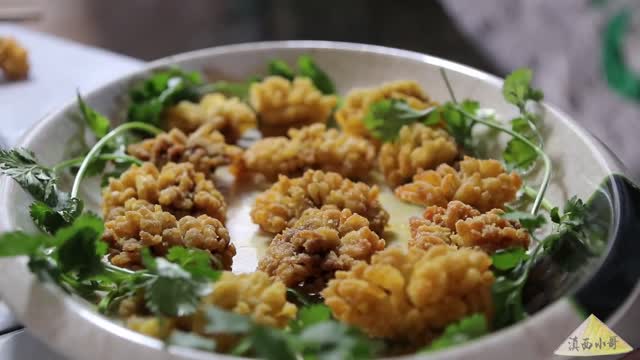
[297,55,336,94]
[166,247,221,280]
[166,330,217,351]
[491,247,529,271]
[298,321,378,360]
[128,68,203,125]
[77,93,110,138]
[363,99,435,142]
[502,68,543,108]
[421,314,488,352]
[501,210,546,233]
[268,59,295,80]
[54,213,105,279]
[0,231,49,257]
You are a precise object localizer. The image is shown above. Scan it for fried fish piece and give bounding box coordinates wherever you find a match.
[0,37,29,80]
[379,123,458,187]
[322,246,494,344]
[396,156,522,212]
[258,206,385,290]
[102,162,226,222]
[251,170,389,235]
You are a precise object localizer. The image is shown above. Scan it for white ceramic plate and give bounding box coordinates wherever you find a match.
[0,41,626,360]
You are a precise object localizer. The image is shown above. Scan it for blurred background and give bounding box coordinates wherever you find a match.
[2,0,640,180]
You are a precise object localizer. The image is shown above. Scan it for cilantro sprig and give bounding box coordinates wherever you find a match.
[267,55,336,94]
[421,314,488,352]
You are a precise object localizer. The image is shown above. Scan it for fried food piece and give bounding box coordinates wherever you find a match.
[251,170,389,235]
[396,156,522,212]
[336,80,434,139]
[249,76,337,133]
[200,271,297,329]
[164,93,257,143]
[379,123,458,187]
[126,316,176,339]
[322,246,494,343]
[102,162,226,222]
[127,124,242,177]
[409,201,530,252]
[0,37,29,80]
[240,123,376,180]
[258,206,385,290]
[102,199,234,269]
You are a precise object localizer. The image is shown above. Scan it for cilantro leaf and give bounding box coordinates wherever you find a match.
[297,55,336,94]
[502,68,543,108]
[503,138,538,171]
[299,321,378,360]
[0,231,49,256]
[167,330,216,351]
[0,148,59,206]
[203,306,253,335]
[363,99,435,142]
[166,247,221,280]
[77,93,110,138]
[197,79,258,102]
[501,210,546,233]
[143,257,203,317]
[54,214,105,279]
[290,304,331,332]
[491,247,529,271]
[0,148,83,233]
[422,314,488,352]
[268,59,295,80]
[128,68,203,125]
[252,326,298,360]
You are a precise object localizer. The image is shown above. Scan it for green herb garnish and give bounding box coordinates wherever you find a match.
[421,314,488,352]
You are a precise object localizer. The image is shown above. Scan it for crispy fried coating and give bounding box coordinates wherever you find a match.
[249,76,337,133]
[379,123,458,187]
[164,93,257,143]
[258,207,385,290]
[336,80,434,139]
[251,170,389,235]
[127,124,242,177]
[322,246,494,342]
[102,162,226,222]
[240,123,375,180]
[102,199,235,269]
[0,37,29,80]
[126,316,176,339]
[396,156,522,212]
[409,201,530,252]
[201,271,297,328]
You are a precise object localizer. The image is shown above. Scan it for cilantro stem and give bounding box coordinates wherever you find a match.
[454,107,551,215]
[439,68,458,104]
[52,154,143,173]
[522,186,554,212]
[70,122,162,198]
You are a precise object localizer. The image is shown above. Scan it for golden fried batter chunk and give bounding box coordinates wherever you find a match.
[126,316,176,339]
[322,246,493,343]
[102,199,234,269]
[379,123,458,187]
[164,93,257,143]
[396,156,522,212]
[258,207,385,290]
[102,162,226,222]
[0,37,29,80]
[251,170,389,235]
[249,76,337,133]
[409,201,530,252]
[201,271,297,328]
[336,80,434,139]
[127,124,242,176]
[240,124,375,180]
